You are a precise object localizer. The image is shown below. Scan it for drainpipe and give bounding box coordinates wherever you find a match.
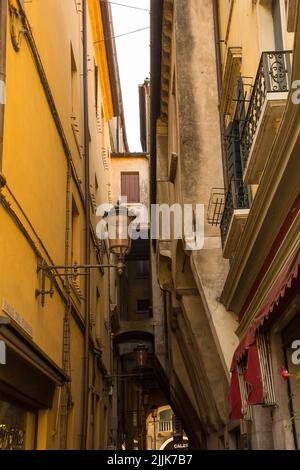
[212,0,228,192]
[81,0,91,450]
[0,0,7,184]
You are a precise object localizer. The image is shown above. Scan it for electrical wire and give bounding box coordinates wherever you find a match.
[101,0,149,12]
[94,26,149,44]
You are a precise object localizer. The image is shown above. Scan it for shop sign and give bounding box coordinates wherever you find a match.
[0,424,25,450]
[2,299,33,337]
[164,439,189,450]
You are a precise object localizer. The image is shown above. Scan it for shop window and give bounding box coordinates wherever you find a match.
[0,396,37,450]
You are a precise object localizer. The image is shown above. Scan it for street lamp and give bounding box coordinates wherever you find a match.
[134,343,149,369]
[151,405,158,451]
[105,203,135,275]
[35,203,136,305]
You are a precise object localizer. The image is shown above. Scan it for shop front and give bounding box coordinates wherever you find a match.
[228,246,300,449]
[0,316,69,450]
[0,395,37,450]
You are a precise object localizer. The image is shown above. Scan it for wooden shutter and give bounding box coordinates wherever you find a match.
[121,172,140,203]
[225,121,243,182]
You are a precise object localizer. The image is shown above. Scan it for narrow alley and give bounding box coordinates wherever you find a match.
[0,0,300,454]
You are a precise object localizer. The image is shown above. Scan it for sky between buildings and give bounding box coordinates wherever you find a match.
[110,0,150,152]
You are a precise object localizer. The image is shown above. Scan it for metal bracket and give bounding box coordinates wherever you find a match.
[35,259,123,307]
[35,260,55,307]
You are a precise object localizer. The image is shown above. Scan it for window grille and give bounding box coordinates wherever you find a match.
[256,331,276,406]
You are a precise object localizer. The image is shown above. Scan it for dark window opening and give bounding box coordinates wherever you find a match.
[136,260,149,278]
[137,299,150,313]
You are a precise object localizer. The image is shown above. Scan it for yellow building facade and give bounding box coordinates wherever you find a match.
[0,0,127,450]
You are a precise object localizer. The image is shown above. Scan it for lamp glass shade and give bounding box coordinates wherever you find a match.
[134,343,148,368]
[106,205,134,259]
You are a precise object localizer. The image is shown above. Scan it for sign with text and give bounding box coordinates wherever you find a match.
[2,298,33,337]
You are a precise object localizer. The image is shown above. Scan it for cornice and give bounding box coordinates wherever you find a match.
[160,0,174,123]
[236,214,300,340]
[88,0,114,121]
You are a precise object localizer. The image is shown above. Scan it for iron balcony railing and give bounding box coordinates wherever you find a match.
[241,50,292,169]
[220,178,250,247]
[158,420,173,433]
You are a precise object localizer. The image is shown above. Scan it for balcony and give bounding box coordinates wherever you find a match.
[241,51,292,184]
[220,179,250,259]
[158,419,173,434]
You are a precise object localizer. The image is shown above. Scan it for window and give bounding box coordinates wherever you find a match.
[94,61,99,116]
[70,44,78,117]
[71,197,80,265]
[95,287,101,337]
[121,172,140,203]
[159,409,173,421]
[256,331,276,406]
[236,356,253,421]
[136,260,149,279]
[137,299,150,313]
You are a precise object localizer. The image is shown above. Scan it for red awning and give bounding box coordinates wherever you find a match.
[232,246,300,367]
[229,247,300,416]
[229,367,243,420]
[244,343,264,405]
[229,343,264,419]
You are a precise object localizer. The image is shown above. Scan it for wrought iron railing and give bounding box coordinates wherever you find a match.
[241,50,292,169]
[220,179,250,246]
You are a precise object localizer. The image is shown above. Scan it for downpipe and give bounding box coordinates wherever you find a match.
[0,0,7,183]
[81,0,91,450]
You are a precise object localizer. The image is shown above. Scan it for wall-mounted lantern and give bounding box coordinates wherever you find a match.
[104,203,135,275]
[134,343,149,369]
[36,203,136,306]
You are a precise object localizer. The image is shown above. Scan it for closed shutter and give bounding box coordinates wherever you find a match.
[225,121,243,182]
[121,172,140,203]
